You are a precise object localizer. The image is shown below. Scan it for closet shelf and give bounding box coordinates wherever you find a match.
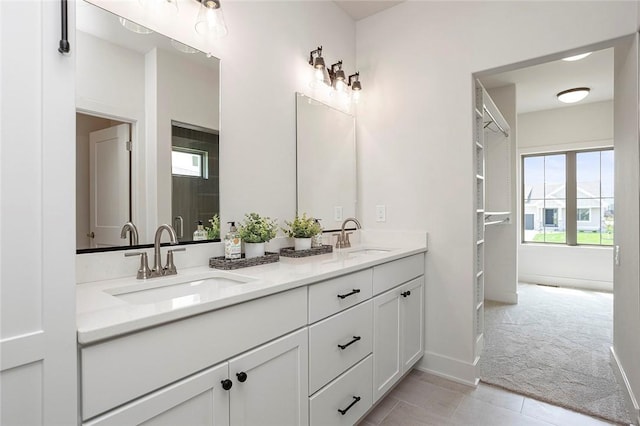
[476,174,484,180]
[484,211,510,226]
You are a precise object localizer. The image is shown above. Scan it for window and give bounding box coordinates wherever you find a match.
[171,148,208,178]
[577,208,590,222]
[523,154,566,243]
[522,148,613,246]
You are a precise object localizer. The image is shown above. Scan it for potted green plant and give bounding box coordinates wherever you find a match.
[283,213,322,251]
[205,213,220,240]
[238,212,278,258]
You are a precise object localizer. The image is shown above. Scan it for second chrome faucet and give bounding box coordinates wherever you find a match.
[125,224,185,279]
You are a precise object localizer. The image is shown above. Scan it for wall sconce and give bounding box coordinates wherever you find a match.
[195,0,228,38]
[308,46,362,100]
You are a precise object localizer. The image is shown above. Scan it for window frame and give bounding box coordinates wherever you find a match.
[521,147,613,247]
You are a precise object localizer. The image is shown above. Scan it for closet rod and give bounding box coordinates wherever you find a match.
[485,218,510,226]
[483,106,508,138]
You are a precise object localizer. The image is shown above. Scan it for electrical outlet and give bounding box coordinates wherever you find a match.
[376,205,386,222]
[334,206,343,221]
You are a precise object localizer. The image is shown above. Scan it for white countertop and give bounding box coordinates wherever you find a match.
[77,234,427,345]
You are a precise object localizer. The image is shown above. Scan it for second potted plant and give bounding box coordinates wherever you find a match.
[238,212,278,258]
[283,213,322,251]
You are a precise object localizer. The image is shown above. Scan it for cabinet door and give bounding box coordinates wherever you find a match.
[372,289,402,402]
[83,363,230,426]
[229,328,309,426]
[400,277,425,373]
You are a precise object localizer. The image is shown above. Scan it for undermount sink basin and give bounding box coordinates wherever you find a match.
[105,271,256,306]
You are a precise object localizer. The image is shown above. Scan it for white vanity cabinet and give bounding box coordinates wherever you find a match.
[372,259,425,401]
[84,363,230,426]
[78,249,426,426]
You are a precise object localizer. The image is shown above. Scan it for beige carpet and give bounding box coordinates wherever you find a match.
[479,283,632,425]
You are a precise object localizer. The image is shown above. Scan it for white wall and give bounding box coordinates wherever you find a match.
[484,85,518,303]
[517,101,614,292]
[356,1,637,384]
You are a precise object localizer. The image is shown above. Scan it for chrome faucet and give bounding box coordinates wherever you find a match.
[335,217,362,249]
[151,224,179,277]
[120,221,139,246]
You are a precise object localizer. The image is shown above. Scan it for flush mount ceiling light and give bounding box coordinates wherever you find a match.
[195,0,228,38]
[562,52,592,62]
[557,87,590,104]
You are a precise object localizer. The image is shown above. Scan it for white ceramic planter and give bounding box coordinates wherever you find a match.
[244,242,266,259]
[294,237,312,251]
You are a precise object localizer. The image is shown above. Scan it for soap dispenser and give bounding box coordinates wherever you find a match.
[312,218,323,248]
[224,221,242,259]
[193,220,207,241]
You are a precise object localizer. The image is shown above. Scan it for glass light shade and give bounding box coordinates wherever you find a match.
[195,2,228,38]
[562,52,592,62]
[334,79,347,92]
[557,87,590,103]
[119,17,154,34]
[313,56,325,69]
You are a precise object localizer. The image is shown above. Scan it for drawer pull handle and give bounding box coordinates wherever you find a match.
[221,379,233,391]
[337,289,361,299]
[236,372,248,382]
[338,336,361,350]
[401,290,411,297]
[338,396,361,415]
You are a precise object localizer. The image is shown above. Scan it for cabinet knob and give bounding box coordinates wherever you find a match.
[236,371,248,382]
[221,379,233,391]
[401,290,411,297]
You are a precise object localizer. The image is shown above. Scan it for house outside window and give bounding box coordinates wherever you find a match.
[522,148,613,246]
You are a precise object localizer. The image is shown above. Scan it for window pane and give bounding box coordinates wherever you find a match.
[577,208,590,222]
[172,150,202,177]
[524,156,544,199]
[602,197,614,245]
[543,205,565,243]
[545,154,565,199]
[577,151,600,198]
[601,150,614,198]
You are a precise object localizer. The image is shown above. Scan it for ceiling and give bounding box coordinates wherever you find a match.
[333,0,404,21]
[479,48,613,114]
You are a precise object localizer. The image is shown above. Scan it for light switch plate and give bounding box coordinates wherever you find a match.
[334,206,343,222]
[376,205,386,222]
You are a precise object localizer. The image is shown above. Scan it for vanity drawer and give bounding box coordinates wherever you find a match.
[308,300,372,395]
[80,286,307,421]
[372,253,425,295]
[308,269,372,323]
[309,355,373,426]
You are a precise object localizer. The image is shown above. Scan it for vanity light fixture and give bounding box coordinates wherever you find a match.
[562,52,592,61]
[195,0,229,38]
[557,87,590,103]
[309,46,331,87]
[308,46,362,99]
[330,61,347,92]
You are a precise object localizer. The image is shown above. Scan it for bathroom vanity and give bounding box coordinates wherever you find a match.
[76,238,427,425]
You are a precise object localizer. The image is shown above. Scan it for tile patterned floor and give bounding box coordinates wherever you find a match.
[359,369,620,426]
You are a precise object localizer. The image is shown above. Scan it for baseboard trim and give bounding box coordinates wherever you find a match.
[519,274,613,292]
[484,289,518,304]
[610,346,640,424]
[416,351,478,386]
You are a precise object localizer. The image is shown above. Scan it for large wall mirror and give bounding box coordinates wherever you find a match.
[76,1,220,253]
[296,93,356,231]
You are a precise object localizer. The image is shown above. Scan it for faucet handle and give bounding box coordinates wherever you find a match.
[333,233,344,249]
[165,248,186,275]
[125,252,151,280]
[344,232,353,248]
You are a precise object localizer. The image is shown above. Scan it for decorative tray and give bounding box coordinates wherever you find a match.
[209,252,280,270]
[279,245,333,258]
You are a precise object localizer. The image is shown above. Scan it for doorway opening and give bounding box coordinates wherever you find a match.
[472,40,632,424]
[76,112,131,250]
